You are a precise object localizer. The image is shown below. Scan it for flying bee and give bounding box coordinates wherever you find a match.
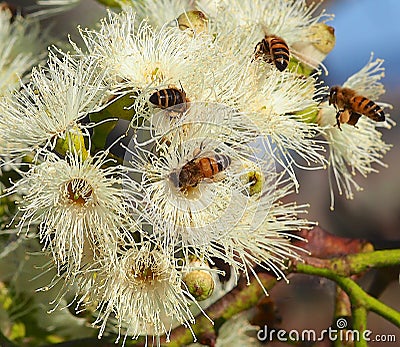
[149,84,189,115]
[253,34,290,72]
[169,152,231,192]
[328,86,385,130]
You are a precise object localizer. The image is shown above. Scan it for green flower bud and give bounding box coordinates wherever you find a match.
[296,105,319,124]
[241,169,264,196]
[183,269,215,301]
[177,10,208,35]
[95,0,130,7]
[291,23,336,76]
[54,126,88,160]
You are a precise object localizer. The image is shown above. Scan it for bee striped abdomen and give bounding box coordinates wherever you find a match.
[351,96,385,122]
[329,85,386,130]
[198,154,231,179]
[254,35,290,72]
[150,88,186,108]
[267,36,290,72]
[214,154,231,172]
[170,153,231,191]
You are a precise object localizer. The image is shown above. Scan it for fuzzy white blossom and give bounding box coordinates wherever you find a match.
[0,7,46,96]
[81,240,202,344]
[0,52,105,157]
[72,9,214,117]
[123,111,309,290]
[10,151,135,277]
[0,0,392,345]
[217,175,311,290]
[124,115,263,251]
[318,55,394,209]
[237,66,326,187]
[198,0,333,69]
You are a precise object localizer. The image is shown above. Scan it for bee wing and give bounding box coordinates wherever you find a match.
[347,112,362,126]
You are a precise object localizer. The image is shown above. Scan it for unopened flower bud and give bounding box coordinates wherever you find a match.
[296,105,319,124]
[54,126,88,160]
[177,10,208,35]
[183,259,215,301]
[241,169,264,196]
[291,23,336,74]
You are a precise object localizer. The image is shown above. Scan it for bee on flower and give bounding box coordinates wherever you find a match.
[123,114,263,251]
[195,0,334,71]
[0,0,393,345]
[72,9,214,120]
[317,55,394,209]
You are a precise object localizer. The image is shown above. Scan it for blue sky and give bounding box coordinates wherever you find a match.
[324,0,400,89]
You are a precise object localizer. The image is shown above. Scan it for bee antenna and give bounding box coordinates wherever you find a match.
[318,94,329,106]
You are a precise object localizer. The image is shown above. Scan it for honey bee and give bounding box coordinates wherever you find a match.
[254,35,290,72]
[149,85,189,114]
[328,86,385,130]
[169,152,231,191]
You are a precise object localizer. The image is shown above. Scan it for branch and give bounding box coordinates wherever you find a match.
[333,287,353,347]
[297,249,400,277]
[293,262,400,327]
[352,306,368,347]
[38,228,400,347]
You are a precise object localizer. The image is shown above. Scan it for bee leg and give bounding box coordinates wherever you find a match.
[334,110,343,131]
[347,112,362,128]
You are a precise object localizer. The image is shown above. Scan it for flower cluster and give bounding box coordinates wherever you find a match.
[0,0,393,345]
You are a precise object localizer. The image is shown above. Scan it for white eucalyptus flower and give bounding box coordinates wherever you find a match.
[239,66,326,187]
[128,0,333,70]
[123,113,274,255]
[317,55,394,209]
[0,52,106,157]
[10,151,134,277]
[86,241,200,344]
[0,7,46,96]
[129,0,192,28]
[121,99,309,288]
[198,0,333,69]
[73,9,214,116]
[219,174,311,290]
